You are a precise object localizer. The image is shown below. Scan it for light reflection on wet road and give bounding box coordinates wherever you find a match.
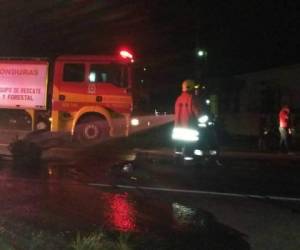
[0,159,182,232]
[0,160,252,249]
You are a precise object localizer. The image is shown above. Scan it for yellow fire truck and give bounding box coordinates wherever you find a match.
[0,50,135,142]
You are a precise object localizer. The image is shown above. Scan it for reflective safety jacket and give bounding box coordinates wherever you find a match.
[279,108,290,128]
[174,92,200,127]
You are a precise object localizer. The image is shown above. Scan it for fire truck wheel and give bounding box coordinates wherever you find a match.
[75,117,109,143]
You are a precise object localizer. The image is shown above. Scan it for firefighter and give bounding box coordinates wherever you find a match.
[174,79,200,127]
[173,79,200,156]
[173,79,223,166]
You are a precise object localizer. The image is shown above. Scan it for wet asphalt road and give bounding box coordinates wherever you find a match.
[0,127,300,249]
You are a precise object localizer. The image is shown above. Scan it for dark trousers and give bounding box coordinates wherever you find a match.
[279,127,289,152]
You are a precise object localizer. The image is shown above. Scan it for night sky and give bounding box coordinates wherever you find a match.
[0,0,299,80]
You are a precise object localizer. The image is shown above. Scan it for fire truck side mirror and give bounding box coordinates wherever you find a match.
[125,87,132,94]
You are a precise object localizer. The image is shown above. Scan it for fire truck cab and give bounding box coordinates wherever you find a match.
[43,52,133,142]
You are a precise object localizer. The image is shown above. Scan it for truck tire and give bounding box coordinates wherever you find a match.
[74,116,109,144]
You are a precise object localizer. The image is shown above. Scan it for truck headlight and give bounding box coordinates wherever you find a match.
[131,118,140,126]
[172,127,199,142]
[198,115,209,124]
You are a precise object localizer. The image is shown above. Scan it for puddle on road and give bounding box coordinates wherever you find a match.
[0,158,250,249]
[0,164,249,249]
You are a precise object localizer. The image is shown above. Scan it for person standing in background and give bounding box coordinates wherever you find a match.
[278,105,292,153]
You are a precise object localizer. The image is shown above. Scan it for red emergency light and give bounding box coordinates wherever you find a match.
[120,50,133,59]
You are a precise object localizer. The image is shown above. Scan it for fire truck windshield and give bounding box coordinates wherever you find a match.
[88,64,128,88]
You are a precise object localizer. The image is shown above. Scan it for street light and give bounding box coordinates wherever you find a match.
[195,49,207,79]
[197,49,207,57]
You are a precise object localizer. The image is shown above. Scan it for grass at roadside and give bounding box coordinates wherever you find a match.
[0,218,132,250]
[0,218,166,250]
[0,212,250,250]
